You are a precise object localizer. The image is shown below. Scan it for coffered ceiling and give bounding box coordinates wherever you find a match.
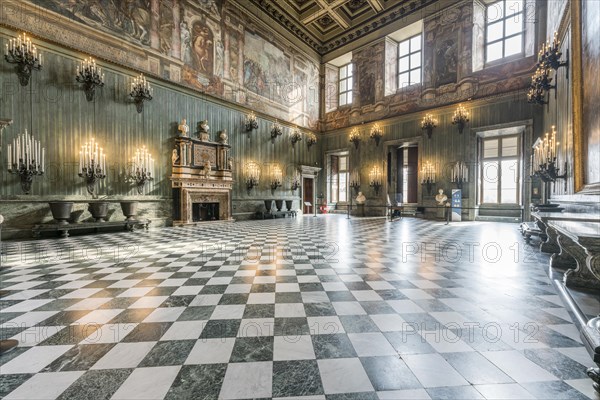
[242,0,439,55]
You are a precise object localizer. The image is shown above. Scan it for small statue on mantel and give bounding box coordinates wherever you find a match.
[178,118,189,137]
[227,157,233,170]
[198,119,210,141]
[435,189,448,205]
[202,160,211,178]
[172,148,179,165]
[218,129,228,144]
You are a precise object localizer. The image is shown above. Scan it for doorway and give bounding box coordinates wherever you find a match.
[303,177,313,214]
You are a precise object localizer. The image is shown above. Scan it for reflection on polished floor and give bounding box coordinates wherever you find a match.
[0,216,598,399]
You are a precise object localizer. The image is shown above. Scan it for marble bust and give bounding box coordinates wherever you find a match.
[435,189,448,205]
[356,192,366,204]
[178,118,189,137]
[199,120,210,141]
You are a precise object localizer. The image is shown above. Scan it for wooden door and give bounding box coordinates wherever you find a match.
[303,177,313,214]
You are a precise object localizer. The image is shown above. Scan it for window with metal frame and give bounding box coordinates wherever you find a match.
[485,0,525,64]
[397,34,422,88]
[479,135,521,204]
[338,63,353,106]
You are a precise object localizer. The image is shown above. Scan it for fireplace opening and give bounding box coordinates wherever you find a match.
[192,203,219,221]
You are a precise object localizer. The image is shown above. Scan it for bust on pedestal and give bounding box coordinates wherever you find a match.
[178,118,189,137]
[356,192,366,217]
[199,120,210,141]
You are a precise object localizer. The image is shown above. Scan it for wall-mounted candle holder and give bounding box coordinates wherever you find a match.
[78,137,106,197]
[270,165,282,192]
[76,57,105,102]
[349,127,361,149]
[306,132,317,149]
[531,126,568,192]
[350,169,360,195]
[270,120,282,143]
[369,165,382,195]
[129,146,154,194]
[370,123,383,146]
[129,74,153,113]
[421,161,436,195]
[421,114,438,139]
[290,172,300,192]
[4,33,42,87]
[451,161,468,189]
[245,160,260,193]
[6,130,44,194]
[245,111,258,133]
[290,127,302,147]
[451,104,469,134]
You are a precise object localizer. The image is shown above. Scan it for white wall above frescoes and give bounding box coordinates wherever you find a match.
[16,0,320,129]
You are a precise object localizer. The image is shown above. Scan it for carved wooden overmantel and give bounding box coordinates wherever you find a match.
[170,136,233,224]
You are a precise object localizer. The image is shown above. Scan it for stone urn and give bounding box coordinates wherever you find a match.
[120,201,138,221]
[48,202,74,225]
[88,202,110,222]
[285,200,293,211]
[264,200,273,213]
[275,200,283,212]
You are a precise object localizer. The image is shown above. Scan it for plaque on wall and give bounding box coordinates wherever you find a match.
[194,144,217,167]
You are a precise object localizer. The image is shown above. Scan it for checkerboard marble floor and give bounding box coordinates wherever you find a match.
[1,216,599,399]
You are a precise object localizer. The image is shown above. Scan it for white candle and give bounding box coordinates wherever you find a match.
[41,148,45,172]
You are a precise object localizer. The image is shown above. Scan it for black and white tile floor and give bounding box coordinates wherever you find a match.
[1,216,599,399]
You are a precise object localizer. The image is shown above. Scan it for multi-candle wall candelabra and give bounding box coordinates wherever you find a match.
[349,127,361,149]
[76,57,105,102]
[531,125,567,192]
[129,146,154,194]
[290,172,300,191]
[245,111,258,133]
[245,161,260,192]
[421,114,438,139]
[290,127,302,147]
[350,170,361,194]
[129,74,153,113]
[306,132,317,149]
[528,31,569,106]
[369,165,382,195]
[451,104,469,134]
[7,130,45,194]
[79,138,106,197]
[270,165,283,192]
[370,124,382,146]
[451,161,468,189]
[4,33,42,86]
[270,120,282,143]
[421,161,436,195]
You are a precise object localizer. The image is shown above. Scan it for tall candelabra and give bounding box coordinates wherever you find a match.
[421,161,436,195]
[369,165,382,195]
[451,161,468,189]
[451,104,469,134]
[129,146,154,194]
[7,130,44,194]
[528,31,569,106]
[129,74,153,113]
[290,172,300,191]
[350,170,361,194]
[270,165,283,192]
[245,161,260,193]
[531,126,567,193]
[76,57,105,102]
[4,33,42,86]
[78,138,106,197]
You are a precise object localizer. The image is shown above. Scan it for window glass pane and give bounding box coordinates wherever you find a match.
[502,137,518,156]
[486,20,504,43]
[486,42,503,63]
[487,1,504,23]
[339,156,347,171]
[410,70,421,84]
[398,72,410,88]
[399,56,410,72]
[410,35,421,51]
[482,161,499,203]
[339,93,347,106]
[340,67,347,79]
[410,52,421,68]
[504,34,523,56]
[505,17,522,36]
[500,160,518,203]
[483,139,499,158]
[339,80,346,92]
[347,77,353,88]
[399,40,410,55]
[505,0,523,16]
[347,63,353,74]
[339,173,348,202]
[347,92,352,104]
